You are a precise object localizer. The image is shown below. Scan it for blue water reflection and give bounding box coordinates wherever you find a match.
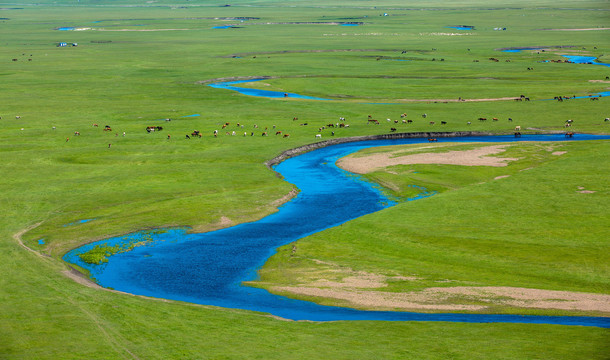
[64,134,610,327]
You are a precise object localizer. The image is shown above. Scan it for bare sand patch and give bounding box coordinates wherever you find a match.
[589,80,610,83]
[543,27,610,31]
[337,144,518,174]
[273,284,610,313]
[271,258,610,313]
[494,175,510,180]
[552,151,567,156]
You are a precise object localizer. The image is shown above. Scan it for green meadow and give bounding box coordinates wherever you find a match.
[1,0,609,358]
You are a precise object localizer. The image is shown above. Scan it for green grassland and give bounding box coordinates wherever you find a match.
[1,0,609,358]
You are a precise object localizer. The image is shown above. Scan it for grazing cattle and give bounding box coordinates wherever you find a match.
[407,119,413,124]
[515,126,521,131]
[74,131,80,136]
[232,131,236,136]
[275,131,282,135]
[428,138,437,142]
[441,121,447,125]
[262,132,268,136]
[293,117,298,121]
[104,127,112,132]
[492,118,498,121]
[478,118,487,121]
[191,130,201,138]
[93,123,98,127]
[565,132,574,138]
[508,118,513,122]
[390,128,397,132]
[165,118,171,122]
[565,123,571,128]
[15,115,20,119]
[514,132,521,138]
[422,114,427,118]
[429,121,435,125]
[283,134,290,138]
[467,122,471,125]
[315,134,322,138]
[186,134,190,139]
[339,117,345,121]
[604,118,609,122]
[402,120,407,124]
[524,97,530,101]
[66,137,69,142]
[367,119,380,124]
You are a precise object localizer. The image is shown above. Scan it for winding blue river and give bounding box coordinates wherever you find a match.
[64,134,610,327]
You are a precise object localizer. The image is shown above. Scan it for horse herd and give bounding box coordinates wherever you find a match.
[33,111,607,147]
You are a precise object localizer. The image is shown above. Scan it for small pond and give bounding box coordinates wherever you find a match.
[208,79,329,100]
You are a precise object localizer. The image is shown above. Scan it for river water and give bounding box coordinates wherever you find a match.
[64,134,610,327]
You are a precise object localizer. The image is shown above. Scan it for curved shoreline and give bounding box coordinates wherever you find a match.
[265,131,494,168]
